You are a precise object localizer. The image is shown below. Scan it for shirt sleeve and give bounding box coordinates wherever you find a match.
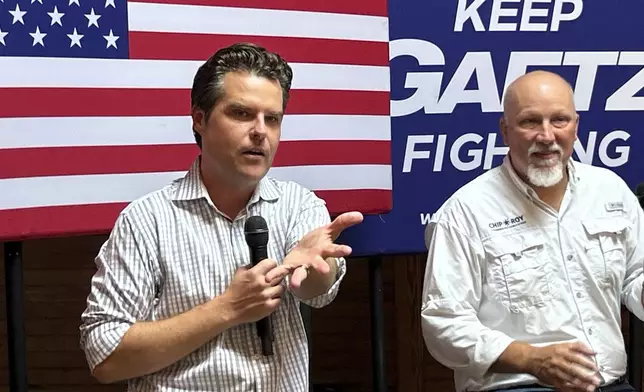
[79,211,157,371]
[620,188,644,320]
[421,218,515,380]
[284,188,346,309]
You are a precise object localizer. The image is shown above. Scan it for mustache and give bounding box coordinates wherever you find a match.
[528,143,563,155]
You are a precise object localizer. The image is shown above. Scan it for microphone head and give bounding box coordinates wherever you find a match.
[244,215,269,247]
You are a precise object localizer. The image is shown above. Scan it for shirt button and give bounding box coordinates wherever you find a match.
[588,328,593,335]
[567,254,573,261]
[576,292,582,298]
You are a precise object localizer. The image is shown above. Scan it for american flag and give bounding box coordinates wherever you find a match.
[0,0,391,240]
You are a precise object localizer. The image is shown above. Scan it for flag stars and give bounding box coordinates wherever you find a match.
[67,28,83,47]
[69,0,80,6]
[103,29,119,49]
[31,0,43,4]
[9,4,27,25]
[105,0,116,8]
[30,26,46,46]
[85,8,101,28]
[48,6,64,26]
[0,28,7,46]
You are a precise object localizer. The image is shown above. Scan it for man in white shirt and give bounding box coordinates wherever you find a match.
[80,42,363,391]
[421,70,644,392]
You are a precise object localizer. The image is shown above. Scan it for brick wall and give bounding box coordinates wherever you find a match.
[0,238,641,392]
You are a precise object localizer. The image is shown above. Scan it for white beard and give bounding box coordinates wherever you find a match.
[526,160,564,187]
[525,142,565,187]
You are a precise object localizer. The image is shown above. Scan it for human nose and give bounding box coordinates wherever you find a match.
[250,115,268,138]
[535,121,556,143]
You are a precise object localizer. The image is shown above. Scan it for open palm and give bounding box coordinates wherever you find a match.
[265,211,363,285]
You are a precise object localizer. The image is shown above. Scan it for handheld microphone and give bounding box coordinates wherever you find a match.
[244,215,274,356]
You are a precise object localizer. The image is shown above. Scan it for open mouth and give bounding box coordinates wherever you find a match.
[242,149,265,157]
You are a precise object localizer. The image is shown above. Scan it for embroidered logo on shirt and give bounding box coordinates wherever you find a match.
[606,202,624,212]
[489,215,526,231]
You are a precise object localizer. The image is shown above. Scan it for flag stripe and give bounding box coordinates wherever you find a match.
[128,2,389,42]
[0,115,391,148]
[0,165,392,210]
[0,141,391,179]
[0,58,389,91]
[130,0,388,17]
[0,0,392,240]
[0,88,390,117]
[129,32,389,66]
[0,189,392,241]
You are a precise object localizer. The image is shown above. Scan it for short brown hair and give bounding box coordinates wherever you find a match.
[190,42,294,148]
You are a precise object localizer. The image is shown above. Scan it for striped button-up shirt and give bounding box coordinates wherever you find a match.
[421,157,644,392]
[80,158,346,392]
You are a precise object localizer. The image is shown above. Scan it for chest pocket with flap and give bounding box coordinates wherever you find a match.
[581,217,630,288]
[483,231,552,311]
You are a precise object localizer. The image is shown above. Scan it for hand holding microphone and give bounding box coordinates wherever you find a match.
[219,216,288,356]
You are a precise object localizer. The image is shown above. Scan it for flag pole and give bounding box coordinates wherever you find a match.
[369,256,387,392]
[4,241,29,392]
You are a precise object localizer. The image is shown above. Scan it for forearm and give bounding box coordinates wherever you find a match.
[92,296,236,383]
[421,299,516,379]
[489,341,535,374]
[291,257,337,300]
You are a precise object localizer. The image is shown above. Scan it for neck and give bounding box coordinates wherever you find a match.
[531,171,569,212]
[199,161,256,220]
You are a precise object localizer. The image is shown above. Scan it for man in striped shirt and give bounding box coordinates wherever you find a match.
[79,42,363,391]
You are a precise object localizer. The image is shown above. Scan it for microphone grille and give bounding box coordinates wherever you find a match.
[244,215,269,246]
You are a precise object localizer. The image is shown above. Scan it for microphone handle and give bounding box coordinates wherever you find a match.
[250,244,274,356]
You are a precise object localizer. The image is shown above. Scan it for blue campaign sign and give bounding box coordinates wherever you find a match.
[340,0,644,256]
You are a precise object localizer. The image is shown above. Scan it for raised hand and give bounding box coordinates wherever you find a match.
[265,211,363,288]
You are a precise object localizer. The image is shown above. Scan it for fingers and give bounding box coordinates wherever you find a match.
[550,363,597,392]
[290,266,309,289]
[251,258,279,275]
[321,243,353,258]
[310,259,330,275]
[265,264,296,283]
[569,342,597,357]
[263,284,285,300]
[564,351,598,374]
[556,349,600,390]
[328,211,364,239]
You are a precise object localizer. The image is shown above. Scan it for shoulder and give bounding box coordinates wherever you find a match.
[574,161,629,188]
[112,180,179,232]
[573,161,636,202]
[266,177,327,209]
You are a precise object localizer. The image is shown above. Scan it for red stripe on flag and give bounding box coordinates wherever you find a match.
[0,141,390,179]
[129,32,389,66]
[0,89,389,117]
[316,189,392,215]
[130,0,388,17]
[0,189,391,240]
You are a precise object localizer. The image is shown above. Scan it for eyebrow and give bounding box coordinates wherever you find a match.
[227,102,283,118]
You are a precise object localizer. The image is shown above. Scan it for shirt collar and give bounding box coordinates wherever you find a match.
[501,154,580,198]
[172,156,281,204]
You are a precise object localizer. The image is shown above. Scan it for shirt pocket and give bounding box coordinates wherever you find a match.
[483,231,552,312]
[581,217,630,288]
